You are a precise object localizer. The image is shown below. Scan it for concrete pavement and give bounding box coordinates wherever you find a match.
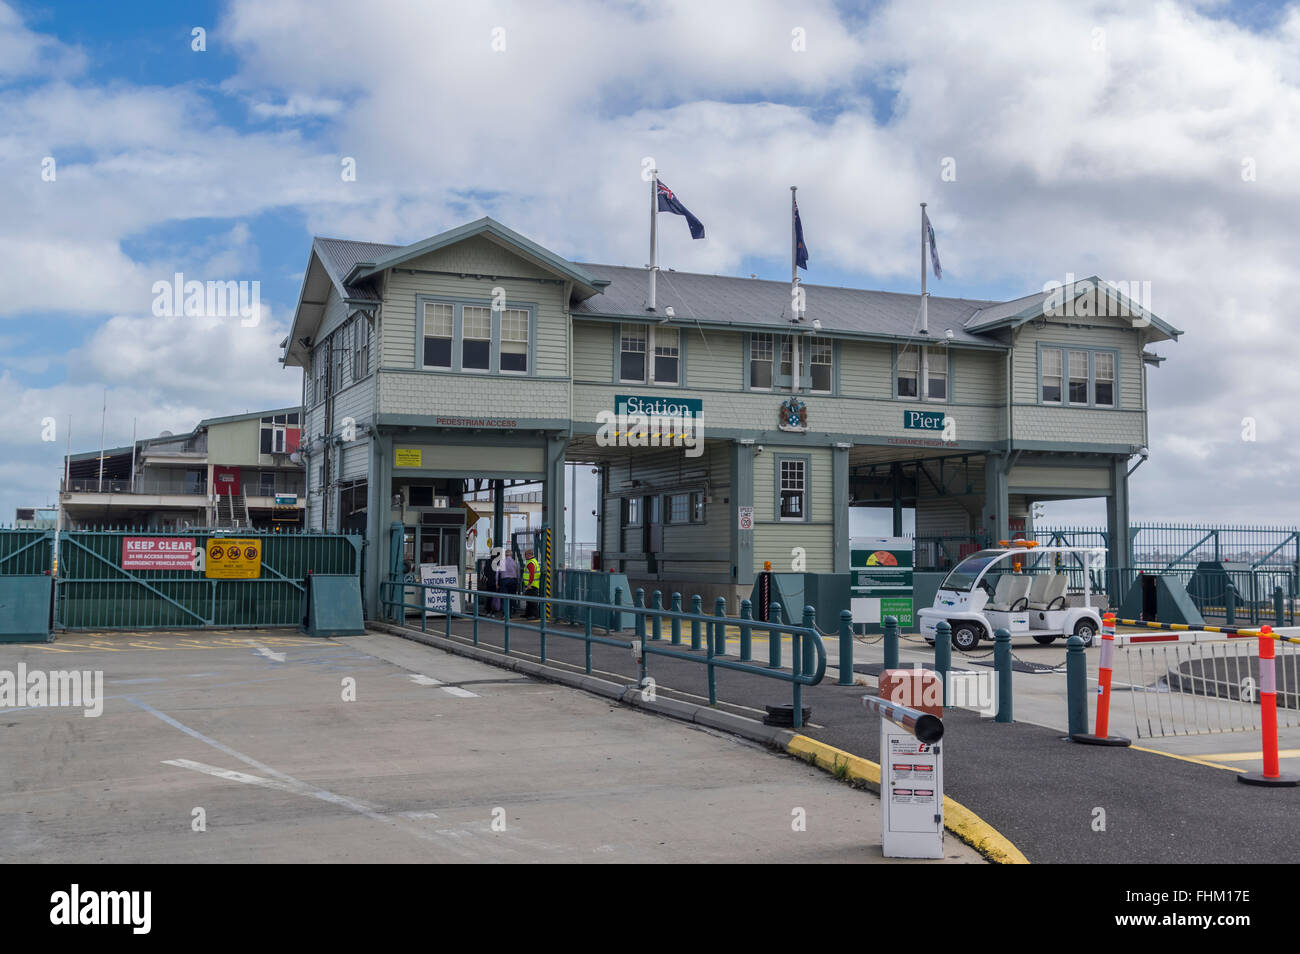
[0,629,982,864]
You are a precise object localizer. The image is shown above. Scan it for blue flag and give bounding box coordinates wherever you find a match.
[656,180,705,239]
[794,197,809,270]
[923,208,942,279]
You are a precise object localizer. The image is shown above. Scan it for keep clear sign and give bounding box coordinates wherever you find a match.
[204,538,262,579]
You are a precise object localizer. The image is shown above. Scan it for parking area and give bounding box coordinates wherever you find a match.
[0,629,981,864]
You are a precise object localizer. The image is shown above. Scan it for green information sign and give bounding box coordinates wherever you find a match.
[850,536,914,632]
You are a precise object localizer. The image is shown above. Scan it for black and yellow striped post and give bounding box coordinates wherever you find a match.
[543,525,552,623]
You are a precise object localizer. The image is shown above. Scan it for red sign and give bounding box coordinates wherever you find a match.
[122,537,196,570]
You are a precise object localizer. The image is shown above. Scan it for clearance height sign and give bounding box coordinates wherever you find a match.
[204,538,262,579]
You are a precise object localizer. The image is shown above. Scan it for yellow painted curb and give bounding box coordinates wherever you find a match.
[787,734,1029,865]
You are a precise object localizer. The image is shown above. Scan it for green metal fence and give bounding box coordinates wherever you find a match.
[46,527,362,630]
[0,528,54,576]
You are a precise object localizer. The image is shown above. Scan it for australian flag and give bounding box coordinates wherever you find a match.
[794,197,809,270]
[656,180,705,240]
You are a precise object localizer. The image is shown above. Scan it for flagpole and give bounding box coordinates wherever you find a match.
[648,170,658,312]
[791,186,800,393]
[98,389,106,493]
[920,202,929,337]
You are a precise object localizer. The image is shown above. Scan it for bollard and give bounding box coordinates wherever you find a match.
[934,620,951,707]
[883,615,899,672]
[634,589,646,644]
[690,594,703,650]
[670,592,682,645]
[837,609,854,685]
[714,597,727,655]
[768,602,784,669]
[1225,583,1236,627]
[1065,635,1088,737]
[1274,586,1285,629]
[993,627,1012,723]
[1238,628,1300,786]
[611,586,623,634]
[739,599,753,661]
[802,605,816,676]
[1073,612,1130,746]
[651,590,663,641]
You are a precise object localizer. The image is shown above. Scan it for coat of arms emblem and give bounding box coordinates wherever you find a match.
[778,397,808,431]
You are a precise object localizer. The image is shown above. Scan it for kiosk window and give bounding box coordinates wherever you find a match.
[778,458,807,521]
[667,493,690,524]
[691,492,706,523]
[623,497,641,526]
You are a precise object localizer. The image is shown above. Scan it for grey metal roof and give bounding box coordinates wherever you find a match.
[314,237,399,302]
[570,263,1002,346]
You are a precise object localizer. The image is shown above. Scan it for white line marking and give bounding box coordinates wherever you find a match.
[441,686,479,698]
[247,641,287,663]
[409,674,443,686]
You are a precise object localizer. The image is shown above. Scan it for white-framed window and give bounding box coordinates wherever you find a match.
[314,346,330,405]
[260,413,297,454]
[809,336,832,392]
[462,305,492,372]
[691,491,706,523]
[619,325,647,382]
[352,316,370,381]
[654,328,680,384]
[620,324,680,385]
[1042,348,1063,404]
[500,308,529,374]
[1068,350,1089,405]
[927,350,947,400]
[750,333,774,389]
[779,458,807,521]
[624,497,642,527]
[1094,352,1115,407]
[423,302,453,369]
[667,492,690,524]
[897,348,919,398]
[420,298,533,374]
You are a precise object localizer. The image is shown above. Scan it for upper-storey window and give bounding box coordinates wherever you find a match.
[896,346,947,402]
[462,306,491,372]
[419,298,534,375]
[260,413,299,454]
[620,323,679,385]
[808,336,832,393]
[751,333,774,389]
[352,315,370,381]
[424,303,453,369]
[1041,346,1118,408]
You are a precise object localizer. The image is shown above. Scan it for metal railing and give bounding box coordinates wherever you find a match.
[1037,523,1300,570]
[380,580,827,727]
[1116,631,1300,739]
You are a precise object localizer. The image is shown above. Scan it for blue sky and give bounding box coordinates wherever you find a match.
[2,0,1299,530]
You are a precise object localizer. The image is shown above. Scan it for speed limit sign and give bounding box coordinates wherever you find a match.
[738,506,754,531]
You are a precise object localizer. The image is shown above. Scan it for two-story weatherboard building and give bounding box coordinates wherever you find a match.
[281,217,1180,617]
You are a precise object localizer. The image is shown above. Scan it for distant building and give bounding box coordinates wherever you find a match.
[59,407,305,530]
[14,507,58,529]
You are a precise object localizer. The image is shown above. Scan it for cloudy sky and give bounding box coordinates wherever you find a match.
[1,0,1296,531]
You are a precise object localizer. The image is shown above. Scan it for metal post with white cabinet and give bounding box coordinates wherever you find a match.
[863,695,946,859]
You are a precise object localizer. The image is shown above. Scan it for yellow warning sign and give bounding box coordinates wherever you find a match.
[394,448,422,467]
[204,537,262,579]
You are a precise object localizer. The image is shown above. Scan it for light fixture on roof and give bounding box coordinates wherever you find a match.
[945,328,954,340]
[813,318,822,331]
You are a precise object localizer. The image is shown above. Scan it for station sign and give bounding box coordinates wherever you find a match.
[902,410,946,431]
[204,537,262,579]
[614,394,702,421]
[122,537,196,571]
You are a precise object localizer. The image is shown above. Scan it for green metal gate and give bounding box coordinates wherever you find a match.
[53,528,363,630]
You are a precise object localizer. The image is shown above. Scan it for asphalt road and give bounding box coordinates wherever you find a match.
[0,629,981,864]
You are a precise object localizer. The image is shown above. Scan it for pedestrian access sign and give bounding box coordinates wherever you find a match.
[204,538,262,579]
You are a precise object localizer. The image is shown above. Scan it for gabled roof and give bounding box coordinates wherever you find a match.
[570,264,1005,347]
[314,237,400,303]
[346,217,606,298]
[964,275,1182,341]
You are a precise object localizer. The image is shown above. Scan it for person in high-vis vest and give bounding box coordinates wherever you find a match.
[523,549,541,618]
